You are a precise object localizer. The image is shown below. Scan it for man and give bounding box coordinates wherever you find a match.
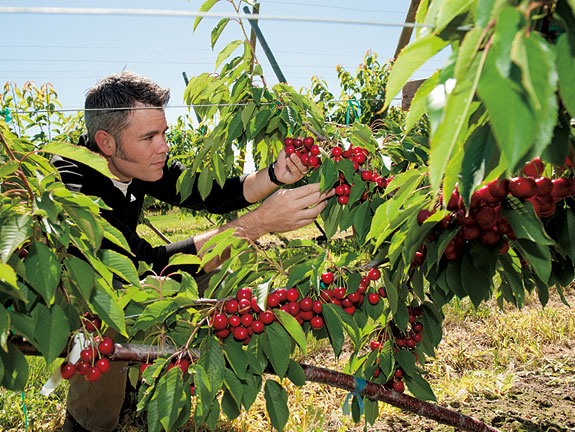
[53,71,333,432]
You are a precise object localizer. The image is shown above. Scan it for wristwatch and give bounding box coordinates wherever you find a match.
[267,162,285,186]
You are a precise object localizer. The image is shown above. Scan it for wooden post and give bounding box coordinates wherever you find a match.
[401,78,426,111]
[394,0,422,59]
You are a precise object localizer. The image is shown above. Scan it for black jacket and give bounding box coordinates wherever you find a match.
[52,134,250,274]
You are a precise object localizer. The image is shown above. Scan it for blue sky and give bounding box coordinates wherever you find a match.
[0,1,449,124]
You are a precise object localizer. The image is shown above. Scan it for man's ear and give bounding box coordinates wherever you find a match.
[94,130,115,156]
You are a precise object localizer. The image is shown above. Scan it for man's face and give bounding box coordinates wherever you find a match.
[106,104,169,182]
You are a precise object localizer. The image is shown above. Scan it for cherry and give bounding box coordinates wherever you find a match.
[508,177,536,199]
[259,311,275,325]
[60,362,76,380]
[96,357,110,374]
[228,315,241,327]
[301,310,314,321]
[337,195,349,205]
[320,289,332,302]
[361,170,373,182]
[412,322,423,333]
[285,144,295,155]
[215,328,230,339]
[308,155,320,167]
[251,320,264,334]
[477,185,500,205]
[446,191,460,211]
[378,287,387,298]
[333,286,346,300]
[335,185,345,196]
[321,271,334,285]
[303,136,314,146]
[462,225,480,241]
[176,358,190,374]
[331,147,343,157]
[284,138,294,146]
[139,363,151,374]
[309,144,320,155]
[275,289,288,303]
[225,300,239,314]
[487,178,509,199]
[233,326,248,341]
[288,301,300,316]
[98,337,115,356]
[267,292,280,308]
[417,209,433,225]
[250,297,262,313]
[310,316,324,330]
[236,287,252,301]
[240,313,254,328]
[552,178,572,199]
[393,380,405,393]
[312,301,323,315]
[76,361,89,376]
[367,268,381,281]
[394,368,403,379]
[535,177,553,196]
[523,157,544,177]
[286,288,300,302]
[85,366,102,382]
[480,229,501,246]
[238,298,251,314]
[293,138,303,148]
[80,346,98,364]
[367,293,379,305]
[474,206,497,228]
[370,340,381,351]
[83,314,101,333]
[300,297,313,311]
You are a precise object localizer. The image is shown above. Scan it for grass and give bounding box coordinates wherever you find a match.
[3,212,575,431]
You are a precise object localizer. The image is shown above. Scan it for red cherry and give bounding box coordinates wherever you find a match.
[139,363,151,374]
[275,289,288,303]
[361,170,373,182]
[370,340,381,351]
[240,313,254,328]
[285,144,295,155]
[300,297,313,311]
[312,301,323,315]
[480,229,501,246]
[413,322,423,333]
[286,288,300,302]
[394,368,403,379]
[477,185,500,205]
[228,315,241,327]
[96,357,110,374]
[310,316,324,330]
[367,293,380,305]
[85,366,102,382]
[303,136,314,147]
[354,153,367,164]
[535,177,553,196]
[84,314,101,333]
[462,225,480,241]
[523,157,544,177]
[260,311,275,325]
[287,301,300,316]
[284,138,294,146]
[417,209,433,225]
[293,138,303,149]
[233,326,248,341]
[487,178,509,199]
[225,300,239,314]
[236,287,252,301]
[508,177,537,199]
[60,362,76,380]
[250,297,262,313]
[76,361,89,376]
[332,286,346,300]
[97,338,115,356]
[267,292,280,308]
[474,206,497,228]
[215,328,230,339]
[300,153,309,166]
[309,144,320,155]
[368,268,381,281]
[551,178,572,200]
[455,209,476,227]
[335,185,345,196]
[331,147,343,157]
[393,380,405,393]
[251,320,264,334]
[176,358,190,374]
[321,271,334,285]
[378,287,387,298]
[80,346,98,364]
[337,195,349,205]
[238,298,251,314]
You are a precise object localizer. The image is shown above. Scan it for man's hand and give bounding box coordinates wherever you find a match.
[241,183,335,238]
[273,147,308,185]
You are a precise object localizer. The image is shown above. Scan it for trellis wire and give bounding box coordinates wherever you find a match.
[0,7,472,31]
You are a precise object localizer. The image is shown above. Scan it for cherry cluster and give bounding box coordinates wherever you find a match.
[210,268,386,344]
[331,145,389,206]
[369,306,424,393]
[415,158,575,263]
[60,314,115,383]
[283,136,322,169]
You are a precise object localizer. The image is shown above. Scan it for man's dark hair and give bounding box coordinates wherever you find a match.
[84,71,170,151]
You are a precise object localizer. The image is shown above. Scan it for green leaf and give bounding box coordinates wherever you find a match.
[223,338,249,379]
[42,141,118,179]
[211,18,230,49]
[364,397,379,425]
[404,373,437,401]
[90,279,127,336]
[242,373,262,411]
[0,304,9,351]
[286,360,306,386]
[133,301,179,333]
[25,242,61,303]
[198,336,226,397]
[384,32,449,110]
[377,340,395,380]
[263,322,291,379]
[556,207,575,261]
[395,349,416,376]
[0,263,18,291]
[264,380,289,432]
[0,160,18,178]
[226,111,244,144]
[99,249,141,287]
[221,388,241,421]
[216,40,243,70]
[405,71,439,132]
[477,49,536,172]
[502,201,554,245]
[63,256,95,300]
[275,310,307,355]
[0,342,29,391]
[0,214,32,263]
[460,246,496,307]
[556,34,575,118]
[193,0,218,31]
[321,304,345,358]
[34,304,70,366]
[152,368,187,431]
[197,168,213,201]
[435,0,474,33]
[514,239,552,284]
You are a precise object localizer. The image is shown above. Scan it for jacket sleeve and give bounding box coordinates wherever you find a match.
[143,161,251,214]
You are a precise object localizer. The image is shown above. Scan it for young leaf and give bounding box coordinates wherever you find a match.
[216,40,243,70]
[42,141,117,179]
[193,0,219,31]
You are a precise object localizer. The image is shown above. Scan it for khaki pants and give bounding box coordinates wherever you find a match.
[68,271,215,431]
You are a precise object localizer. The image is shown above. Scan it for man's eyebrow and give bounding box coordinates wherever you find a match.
[138,127,168,139]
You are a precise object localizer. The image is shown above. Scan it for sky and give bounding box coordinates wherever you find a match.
[0,1,449,125]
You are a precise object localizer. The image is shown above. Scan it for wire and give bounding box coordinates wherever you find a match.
[5,98,402,115]
[0,7,472,30]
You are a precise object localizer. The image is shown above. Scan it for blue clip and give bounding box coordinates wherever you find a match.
[345,99,362,125]
[342,377,367,416]
[1,108,13,123]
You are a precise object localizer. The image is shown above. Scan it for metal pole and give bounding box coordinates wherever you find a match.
[242,5,287,83]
